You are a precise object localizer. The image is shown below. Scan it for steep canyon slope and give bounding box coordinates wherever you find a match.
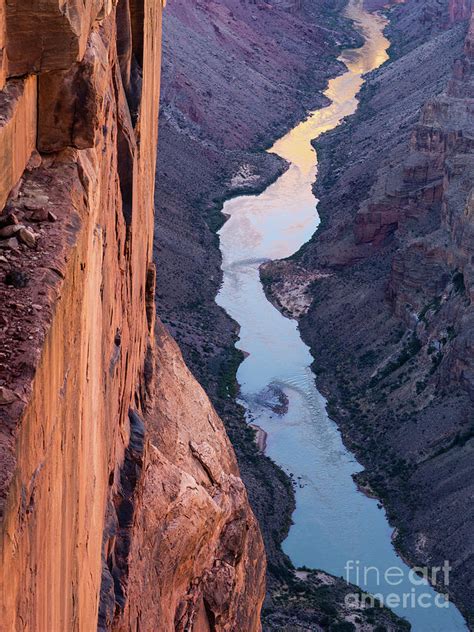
[155,0,361,392]
[264,0,474,625]
[0,1,265,630]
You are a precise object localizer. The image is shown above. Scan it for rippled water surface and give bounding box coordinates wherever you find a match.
[217,1,467,629]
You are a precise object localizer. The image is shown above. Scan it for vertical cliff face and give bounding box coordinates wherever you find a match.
[0,1,265,630]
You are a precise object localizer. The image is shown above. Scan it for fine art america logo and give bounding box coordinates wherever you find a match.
[344,560,452,609]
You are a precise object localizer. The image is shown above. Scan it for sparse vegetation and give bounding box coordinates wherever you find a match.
[216,347,244,398]
[370,333,422,386]
[418,296,441,323]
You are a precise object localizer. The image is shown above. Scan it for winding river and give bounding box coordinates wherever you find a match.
[217,1,467,630]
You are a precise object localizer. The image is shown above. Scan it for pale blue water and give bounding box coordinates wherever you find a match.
[216,1,468,630]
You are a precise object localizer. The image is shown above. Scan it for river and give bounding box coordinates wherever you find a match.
[216,0,467,630]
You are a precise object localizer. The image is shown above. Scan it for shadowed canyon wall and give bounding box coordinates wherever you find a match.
[0,1,265,630]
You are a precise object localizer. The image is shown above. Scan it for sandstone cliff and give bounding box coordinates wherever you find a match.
[264,0,474,625]
[0,1,265,630]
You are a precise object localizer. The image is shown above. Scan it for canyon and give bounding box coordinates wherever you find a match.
[0,0,472,630]
[156,0,474,629]
[156,1,406,629]
[155,0,367,620]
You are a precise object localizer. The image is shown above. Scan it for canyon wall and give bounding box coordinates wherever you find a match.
[0,1,265,630]
[264,0,474,625]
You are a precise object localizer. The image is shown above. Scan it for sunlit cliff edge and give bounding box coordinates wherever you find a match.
[0,2,265,630]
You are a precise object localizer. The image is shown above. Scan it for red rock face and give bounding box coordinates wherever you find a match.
[5,0,108,75]
[0,77,37,209]
[106,322,265,632]
[0,1,265,630]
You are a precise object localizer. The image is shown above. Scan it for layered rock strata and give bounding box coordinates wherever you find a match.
[0,1,265,630]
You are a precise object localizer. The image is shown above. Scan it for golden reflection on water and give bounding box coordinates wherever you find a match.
[270,0,389,175]
[219,0,390,267]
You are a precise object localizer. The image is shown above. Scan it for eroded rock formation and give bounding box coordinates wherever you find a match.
[0,1,265,630]
[105,322,265,632]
